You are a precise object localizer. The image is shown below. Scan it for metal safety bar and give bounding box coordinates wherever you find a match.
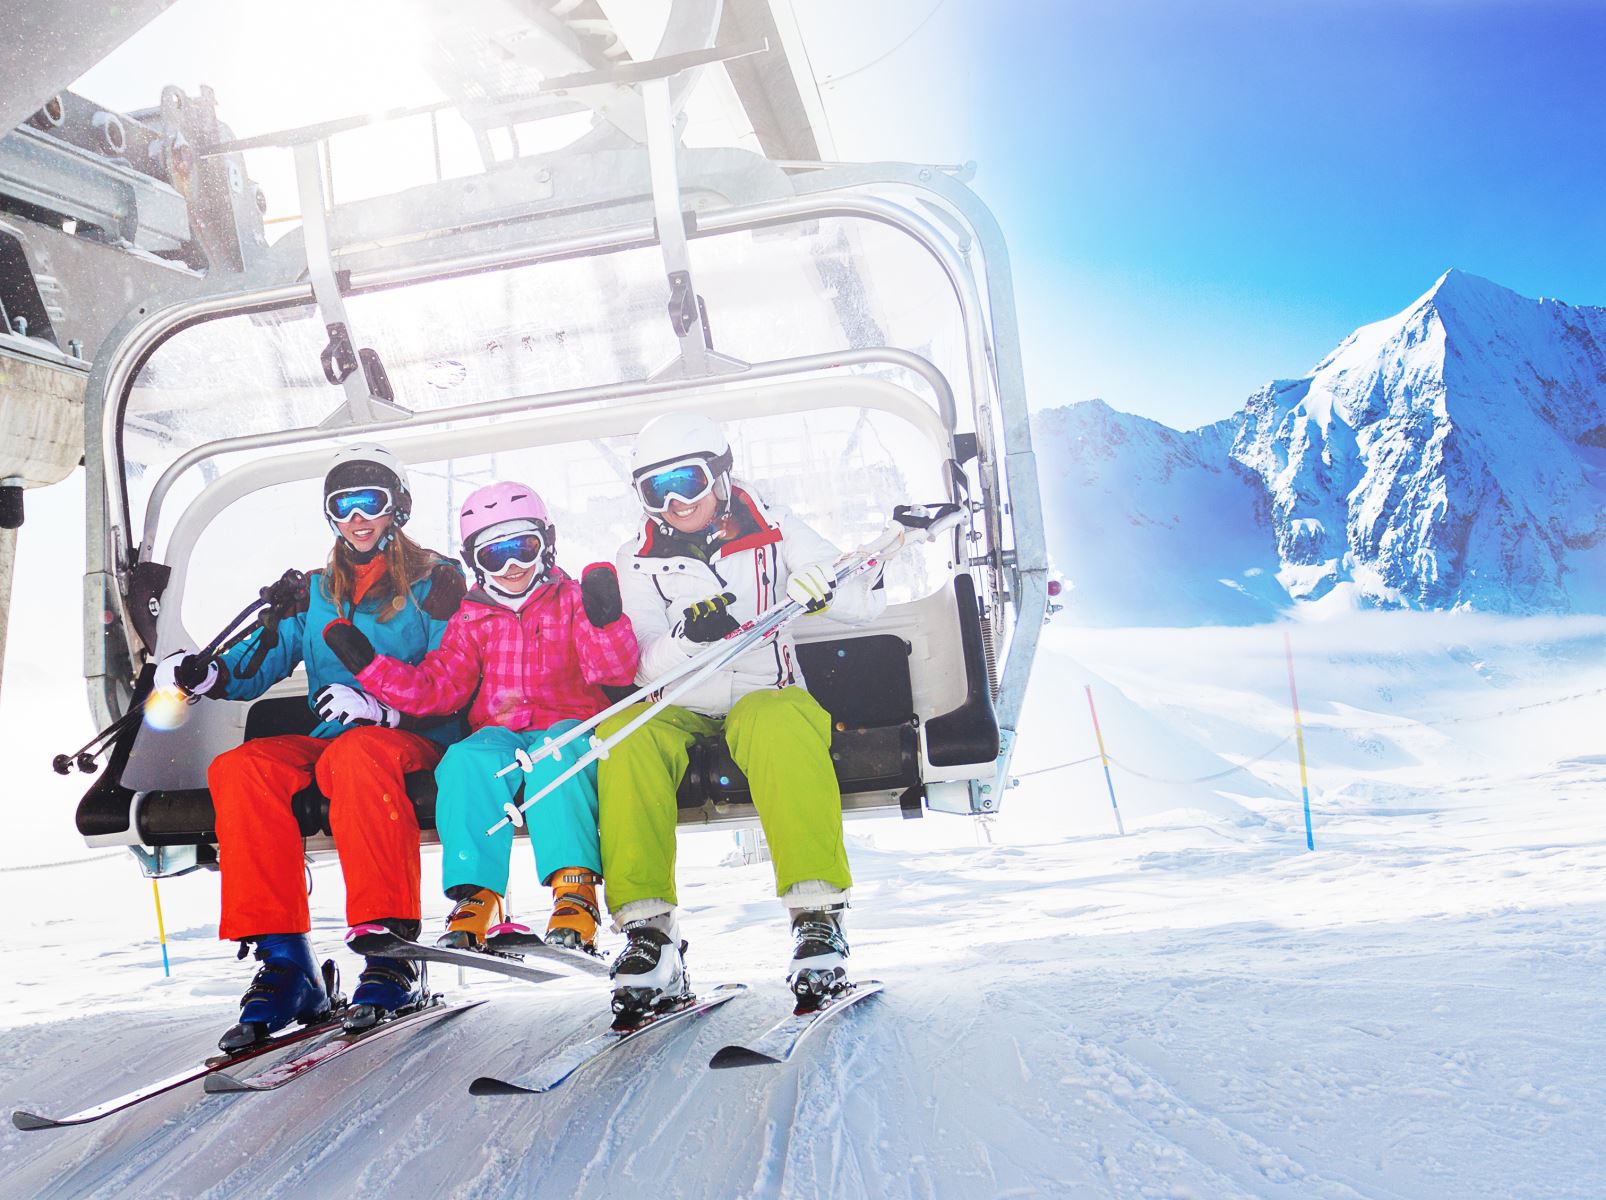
[137,346,958,559]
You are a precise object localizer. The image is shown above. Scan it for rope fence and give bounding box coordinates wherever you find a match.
[6,672,1600,874]
[0,850,124,874]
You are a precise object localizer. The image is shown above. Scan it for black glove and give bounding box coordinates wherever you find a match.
[260,569,310,618]
[421,561,467,619]
[323,619,376,673]
[581,563,623,627]
[677,592,739,644]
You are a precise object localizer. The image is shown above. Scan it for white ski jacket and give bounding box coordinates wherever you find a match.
[615,482,885,717]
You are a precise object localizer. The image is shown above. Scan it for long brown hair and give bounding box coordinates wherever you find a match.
[323,529,441,621]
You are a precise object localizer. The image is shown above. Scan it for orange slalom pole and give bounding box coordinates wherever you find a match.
[1283,631,1315,851]
[1084,685,1125,836]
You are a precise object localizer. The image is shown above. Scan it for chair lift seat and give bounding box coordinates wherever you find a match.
[125,633,924,849]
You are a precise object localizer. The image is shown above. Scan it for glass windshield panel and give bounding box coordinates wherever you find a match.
[122,215,969,547]
[179,406,950,641]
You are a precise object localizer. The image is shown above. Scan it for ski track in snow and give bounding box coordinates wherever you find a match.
[3,616,1606,1198]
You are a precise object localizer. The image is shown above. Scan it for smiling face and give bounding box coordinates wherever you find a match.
[661,491,719,534]
[492,559,539,593]
[339,510,394,554]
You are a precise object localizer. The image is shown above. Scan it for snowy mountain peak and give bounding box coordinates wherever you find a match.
[1036,273,1606,624]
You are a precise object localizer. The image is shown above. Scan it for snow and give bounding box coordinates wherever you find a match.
[3,605,1604,1198]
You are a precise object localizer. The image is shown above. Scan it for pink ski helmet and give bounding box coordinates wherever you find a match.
[459,481,551,548]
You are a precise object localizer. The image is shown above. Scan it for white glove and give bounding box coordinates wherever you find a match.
[314,683,401,728]
[153,649,220,698]
[786,562,836,613]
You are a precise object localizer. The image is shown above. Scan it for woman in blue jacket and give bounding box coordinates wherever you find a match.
[155,445,464,1049]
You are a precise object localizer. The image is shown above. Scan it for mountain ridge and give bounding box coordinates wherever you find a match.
[1038,271,1606,625]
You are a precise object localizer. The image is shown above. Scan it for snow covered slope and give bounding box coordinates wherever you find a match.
[3,614,1603,1199]
[1040,271,1606,624]
[1034,403,1287,626]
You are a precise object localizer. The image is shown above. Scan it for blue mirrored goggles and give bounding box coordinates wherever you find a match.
[325,486,395,524]
[474,531,546,576]
[636,461,716,512]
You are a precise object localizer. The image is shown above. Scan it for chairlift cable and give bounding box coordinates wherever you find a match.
[820,0,950,87]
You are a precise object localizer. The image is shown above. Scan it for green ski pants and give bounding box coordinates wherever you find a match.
[597,687,853,912]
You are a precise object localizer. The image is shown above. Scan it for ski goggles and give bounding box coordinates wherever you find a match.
[325,485,395,524]
[635,459,717,513]
[474,530,546,576]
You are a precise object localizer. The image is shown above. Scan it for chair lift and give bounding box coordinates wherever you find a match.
[66,27,1048,880]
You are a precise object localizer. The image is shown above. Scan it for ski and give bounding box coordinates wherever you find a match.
[346,927,606,984]
[204,997,484,1094]
[708,981,885,1069]
[11,1015,349,1131]
[469,982,747,1095]
[486,926,608,973]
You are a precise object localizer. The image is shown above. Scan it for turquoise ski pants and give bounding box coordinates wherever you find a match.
[433,720,601,895]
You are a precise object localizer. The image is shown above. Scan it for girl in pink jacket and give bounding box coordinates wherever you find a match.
[323,482,638,953]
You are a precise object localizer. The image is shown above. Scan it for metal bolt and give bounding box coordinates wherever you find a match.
[68,338,83,358]
[11,316,26,337]
[147,598,161,617]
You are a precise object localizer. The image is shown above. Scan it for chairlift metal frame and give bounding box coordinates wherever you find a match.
[72,40,1047,873]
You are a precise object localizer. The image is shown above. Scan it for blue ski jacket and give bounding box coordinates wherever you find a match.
[216,560,467,745]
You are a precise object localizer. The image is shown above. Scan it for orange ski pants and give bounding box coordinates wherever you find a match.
[209,728,442,941]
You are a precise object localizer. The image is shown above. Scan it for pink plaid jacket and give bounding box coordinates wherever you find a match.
[356,567,638,734]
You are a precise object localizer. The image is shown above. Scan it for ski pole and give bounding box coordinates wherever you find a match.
[49,571,306,775]
[485,547,894,836]
[486,507,957,783]
[485,504,965,835]
[489,589,804,782]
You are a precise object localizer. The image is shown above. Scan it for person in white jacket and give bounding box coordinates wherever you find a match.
[599,412,885,1019]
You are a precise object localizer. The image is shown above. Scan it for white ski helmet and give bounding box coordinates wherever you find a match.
[323,443,413,547]
[630,412,734,511]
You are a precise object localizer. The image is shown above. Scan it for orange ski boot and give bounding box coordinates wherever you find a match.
[437,887,504,951]
[545,868,602,952]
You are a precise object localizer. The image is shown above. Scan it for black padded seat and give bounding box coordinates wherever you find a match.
[675,634,919,809]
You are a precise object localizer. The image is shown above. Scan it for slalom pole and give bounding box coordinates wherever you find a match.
[1283,631,1315,851]
[151,877,171,978]
[1084,685,1125,836]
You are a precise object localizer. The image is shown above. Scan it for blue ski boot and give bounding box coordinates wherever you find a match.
[219,934,333,1053]
[344,920,426,1033]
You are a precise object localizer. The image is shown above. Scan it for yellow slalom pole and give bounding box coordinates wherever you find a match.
[151,877,171,977]
[1084,685,1125,836]
[1283,631,1315,851]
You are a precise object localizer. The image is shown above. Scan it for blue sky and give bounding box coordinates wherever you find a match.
[949,0,1606,427]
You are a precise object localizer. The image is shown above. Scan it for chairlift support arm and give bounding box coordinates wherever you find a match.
[626,40,766,380]
[290,142,408,429]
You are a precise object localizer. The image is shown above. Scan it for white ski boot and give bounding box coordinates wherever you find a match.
[787,904,850,1007]
[609,912,689,1022]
